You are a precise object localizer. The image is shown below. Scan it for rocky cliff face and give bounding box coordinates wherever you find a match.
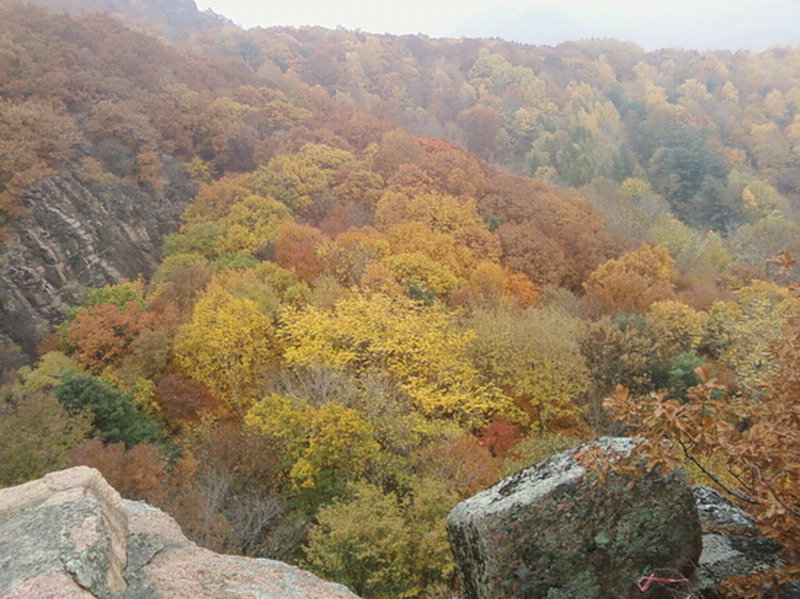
[0,167,193,368]
[0,467,362,599]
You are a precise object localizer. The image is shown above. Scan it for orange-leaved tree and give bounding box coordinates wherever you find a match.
[66,301,156,374]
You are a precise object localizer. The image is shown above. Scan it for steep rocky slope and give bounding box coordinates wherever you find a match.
[0,168,193,364]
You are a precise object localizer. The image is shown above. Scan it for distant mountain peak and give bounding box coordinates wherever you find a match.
[21,0,228,40]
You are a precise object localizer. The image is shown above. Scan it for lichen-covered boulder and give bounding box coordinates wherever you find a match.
[692,486,800,599]
[446,437,702,599]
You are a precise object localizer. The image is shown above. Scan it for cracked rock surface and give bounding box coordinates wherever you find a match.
[0,169,192,368]
[0,467,361,599]
[446,437,702,599]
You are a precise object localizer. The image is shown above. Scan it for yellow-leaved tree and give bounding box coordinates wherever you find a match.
[645,300,709,356]
[246,394,380,496]
[279,292,515,426]
[704,280,800,396]
[214,194,291,257]
[301,478,458,599]
[468,305,589,432]
[374,190,482,234]
[383,252,463,298]
[173,282,276,411]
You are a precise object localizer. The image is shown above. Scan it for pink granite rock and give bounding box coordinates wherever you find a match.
[123,499,361,599]
[0,467,361,599]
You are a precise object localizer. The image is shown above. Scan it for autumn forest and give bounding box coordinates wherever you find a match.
[1,1,799,596]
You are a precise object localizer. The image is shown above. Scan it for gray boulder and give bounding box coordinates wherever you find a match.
[0,467,361,599]
[446,437,702,599]
[692,486,799,598]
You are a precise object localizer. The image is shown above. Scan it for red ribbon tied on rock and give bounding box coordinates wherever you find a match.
[636,573,696,598]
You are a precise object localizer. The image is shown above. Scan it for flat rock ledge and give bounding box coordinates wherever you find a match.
[0,467,361,599]
[446,437,702,599]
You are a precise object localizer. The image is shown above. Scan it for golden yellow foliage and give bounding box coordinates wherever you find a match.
[587,242,676,286]
[386,222,475,278]
[267,143,357,214]
[584,243,677,313]
[383,252,463,297]
[173,282,276,410]
[374,190,482,234]
[246,395,379,490]
[214,194,291,256]
[706,281,800,396]
[279,292,514,425]
[469,306,588,431]
[645,300,709,354]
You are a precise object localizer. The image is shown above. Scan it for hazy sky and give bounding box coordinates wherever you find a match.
[194,0,799,51]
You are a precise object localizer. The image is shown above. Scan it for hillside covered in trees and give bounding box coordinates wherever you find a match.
[1,1,799,596]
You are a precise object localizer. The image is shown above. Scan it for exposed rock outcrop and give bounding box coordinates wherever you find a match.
[0,467,361,599]
[446,437,702,599]
[693,485,800,598]
[0,169,193,364]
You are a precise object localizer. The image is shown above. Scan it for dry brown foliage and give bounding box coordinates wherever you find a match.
[593,253,800,597]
